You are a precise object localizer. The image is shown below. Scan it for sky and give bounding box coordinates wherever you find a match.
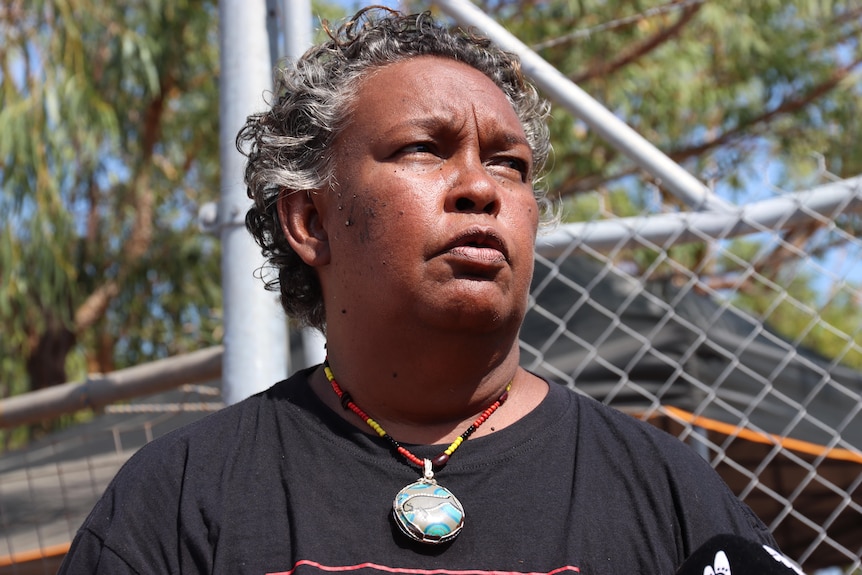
[333,0,403,10]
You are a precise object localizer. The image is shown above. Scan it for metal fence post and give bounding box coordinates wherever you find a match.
[219,0,288,404]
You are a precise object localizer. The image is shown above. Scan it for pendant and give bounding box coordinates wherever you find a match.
[392,459,465,544]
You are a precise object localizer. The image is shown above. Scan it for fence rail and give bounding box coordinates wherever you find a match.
[0,346,223,430]
[536,176,862,256]
[0,378,225,574]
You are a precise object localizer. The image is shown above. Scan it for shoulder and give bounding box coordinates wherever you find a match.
[555,383,702,459]
[110,368,318,485]
[538,382,713,482]
[62,369,317,572]
[73,372,312,541]
[550,383,774,544]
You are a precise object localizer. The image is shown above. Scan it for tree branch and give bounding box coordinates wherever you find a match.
[74,281,120,331]
[72,46,180,331]
[572,2,702,84]
[668,56,862,163]
[553,55,862,199]
[556,163,637,198]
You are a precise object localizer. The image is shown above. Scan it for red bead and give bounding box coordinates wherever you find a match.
[325,358,513,472]
[398,446,423,466]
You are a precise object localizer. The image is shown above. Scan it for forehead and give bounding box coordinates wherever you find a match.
[360,55,505,93]
[343,56,526,140]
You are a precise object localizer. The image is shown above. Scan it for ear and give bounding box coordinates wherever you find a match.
[277,189,331,267]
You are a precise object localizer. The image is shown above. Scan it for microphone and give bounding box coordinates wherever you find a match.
[674,534,805,575]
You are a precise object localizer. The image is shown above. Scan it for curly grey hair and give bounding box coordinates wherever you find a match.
[238,7,552,332]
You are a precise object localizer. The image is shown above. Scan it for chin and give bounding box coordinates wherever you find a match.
[423,303,524,335]
[412,277,529,331]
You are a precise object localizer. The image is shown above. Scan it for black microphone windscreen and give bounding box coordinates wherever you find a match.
[674,534,805,575]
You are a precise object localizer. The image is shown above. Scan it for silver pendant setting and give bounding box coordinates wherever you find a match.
[392,459,464,544]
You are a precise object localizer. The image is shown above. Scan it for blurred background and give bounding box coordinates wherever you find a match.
[1,0,860,573]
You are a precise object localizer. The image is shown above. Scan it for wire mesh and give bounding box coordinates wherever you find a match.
[0,384,223,574]
[522,160,862,572]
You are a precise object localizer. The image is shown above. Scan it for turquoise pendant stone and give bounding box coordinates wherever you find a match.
[392,478,465,544]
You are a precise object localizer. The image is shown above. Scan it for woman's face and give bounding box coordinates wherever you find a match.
[315,56,540,335]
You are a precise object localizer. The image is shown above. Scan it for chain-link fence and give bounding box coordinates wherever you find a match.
[0,378,223,575]
[521,161,862,572]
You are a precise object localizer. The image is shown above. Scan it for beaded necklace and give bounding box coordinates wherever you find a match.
[323,359,511,545]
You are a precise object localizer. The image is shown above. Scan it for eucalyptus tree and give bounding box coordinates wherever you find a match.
[2,0,860,401]
[0,0,223,397]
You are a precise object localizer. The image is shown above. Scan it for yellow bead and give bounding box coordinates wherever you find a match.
[369,420,386,437]
[446,437,463,454]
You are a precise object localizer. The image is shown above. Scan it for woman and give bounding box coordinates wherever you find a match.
[59,8,777,574]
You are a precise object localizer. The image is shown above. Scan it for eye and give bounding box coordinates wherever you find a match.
[489,156,531,183]
[399,142,437,155]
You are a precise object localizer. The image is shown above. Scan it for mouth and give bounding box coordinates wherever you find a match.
[441,227,509,265]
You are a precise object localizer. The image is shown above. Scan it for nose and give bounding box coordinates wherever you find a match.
[444,160,501,216]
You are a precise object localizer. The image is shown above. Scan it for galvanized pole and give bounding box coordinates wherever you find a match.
[282,0,311,60]
[219,0,288,404]
[279,0,327,369]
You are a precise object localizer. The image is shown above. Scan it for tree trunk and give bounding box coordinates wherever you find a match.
[26,317,76,391]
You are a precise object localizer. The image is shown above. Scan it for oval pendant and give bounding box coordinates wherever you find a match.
[392,478,465,544]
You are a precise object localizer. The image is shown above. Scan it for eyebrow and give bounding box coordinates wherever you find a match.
[501,132,531,148]
[382,114,531,150]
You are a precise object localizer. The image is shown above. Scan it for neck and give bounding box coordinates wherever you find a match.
[313,326,543,445]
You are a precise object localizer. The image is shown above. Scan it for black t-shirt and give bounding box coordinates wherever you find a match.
[59,368,774,574]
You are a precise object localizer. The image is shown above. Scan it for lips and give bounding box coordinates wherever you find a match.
[441,227,509,265]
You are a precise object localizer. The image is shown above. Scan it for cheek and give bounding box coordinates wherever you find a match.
[338,191,426,266]
[337,188,393,246]
[513,193,540,238]
[354,195,385,246]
